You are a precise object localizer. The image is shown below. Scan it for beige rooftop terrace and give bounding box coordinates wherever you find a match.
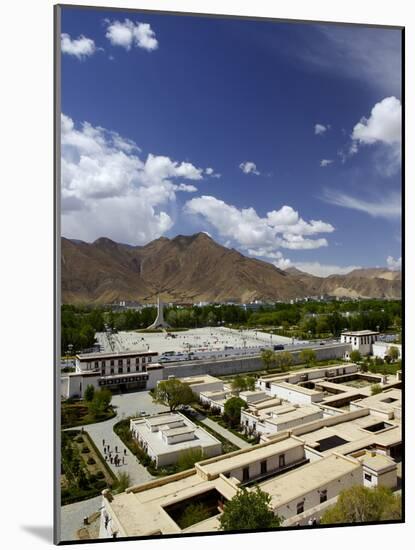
[259,453,361,510]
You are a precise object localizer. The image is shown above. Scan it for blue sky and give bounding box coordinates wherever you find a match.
[60,7,402,276]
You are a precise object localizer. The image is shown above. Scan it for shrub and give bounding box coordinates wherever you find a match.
[96,471,105,479]
[87,457,96,465]
[81,446,90,454]
[76,436,84,444]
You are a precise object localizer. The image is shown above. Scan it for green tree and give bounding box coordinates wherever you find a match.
[321,486,401,524]
[231,375,247,393]
[371,384,383,395]
[84,384,95,402]
[153,379,194,411]
[115,471,131,493]
[275,351,293,371]
[261,349,276,371]
[219,487,281,531]
[350,350,362,363]
[88,388,112,418]
[177,448,204,471]
[179,503,211,529]
[245,375,256,391]
[299,348,316,367]
[223,397,247,428]
[388,346,400,362]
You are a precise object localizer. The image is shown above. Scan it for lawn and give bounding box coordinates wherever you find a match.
[61,400,116,429]
[61,430,117,505]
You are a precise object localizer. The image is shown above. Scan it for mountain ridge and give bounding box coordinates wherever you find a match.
[61,234,401,304]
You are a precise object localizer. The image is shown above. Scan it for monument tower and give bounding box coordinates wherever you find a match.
[147,295,170,329]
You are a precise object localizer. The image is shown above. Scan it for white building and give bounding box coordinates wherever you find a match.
[130,412,222,467]
[372,342,402,360]
[341,330,379,356]
[61,349,163,399]
[241,403,323,436]
[268,382,325,405]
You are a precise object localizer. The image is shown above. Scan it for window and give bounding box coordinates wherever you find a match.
[320,490,327,503]
[279,454,285,468]
[296,502,304,514]
[118,367,123,374]
[142,364,147,372]
[101,360,105,368]
[94,361,99,369]
[135,357,140,365]
[364,473,372,482]
[127,358,130,366]
[260,460,267,475]
[118,359,123,366]
[127,366,130,373]
[101,368,105,376]
[110,368,114,375]
[242,467,249,481]
[136,365,140,372]
[110,360,114,367]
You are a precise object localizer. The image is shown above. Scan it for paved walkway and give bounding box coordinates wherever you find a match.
[199,417,251,449]
[67,391,169,486]
[60,495,102,542]
[60,391,169,541]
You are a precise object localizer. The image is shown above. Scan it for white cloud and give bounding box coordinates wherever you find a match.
[314,123,329,135]
[352,97,401,146]
[386,256,401,271]
[205,167,221,178]
[322,188,401,219]
[105,19,158,51]
[184,196,334,253]
[61,114,205,244]
[239,161,260,175]
[320,159,333,167]
[61,33,96,60]
[303,26,401,97]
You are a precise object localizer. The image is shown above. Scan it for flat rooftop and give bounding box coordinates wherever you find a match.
[265,405,322,426]
[259,364,354,383]
[354,451,397,473]
[77,349,156,360]
[131,413,221,456]
[179,375,222,386]
[272,382,323,396]
[342,330,379,336]
[352,389,401,416]
[197,436,303,479]
[259,454,360,509]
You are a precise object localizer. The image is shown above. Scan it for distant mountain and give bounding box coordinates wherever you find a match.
[287,267,402,300]
[61,234,401,304]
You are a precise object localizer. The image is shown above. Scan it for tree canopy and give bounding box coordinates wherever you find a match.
[219,487,281,531]
[153,379,194,411]
[299,348,316,366]
[223,396,247,427]
[321,486,401,524]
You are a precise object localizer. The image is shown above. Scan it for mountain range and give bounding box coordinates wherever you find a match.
[61,233,401,304]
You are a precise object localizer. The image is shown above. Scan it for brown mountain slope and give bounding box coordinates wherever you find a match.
[61,233,307,304]
[61,234,401,304]
[287,267,402,300]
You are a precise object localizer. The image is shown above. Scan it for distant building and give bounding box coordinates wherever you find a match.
[340,330,379,356]
[61,349,163,399]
